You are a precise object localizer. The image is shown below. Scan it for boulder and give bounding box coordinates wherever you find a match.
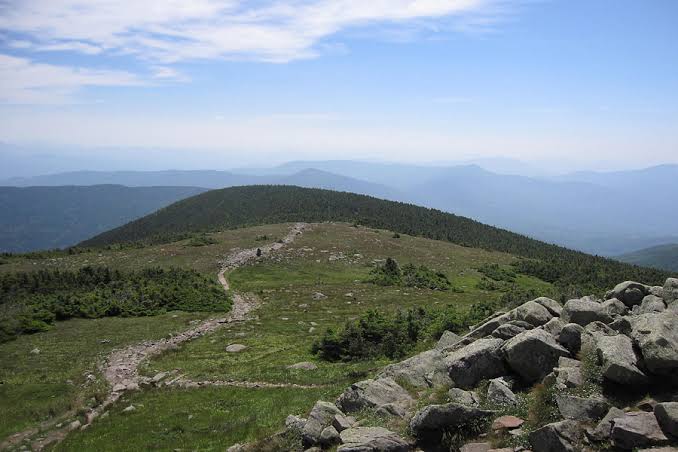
[302,401,344,447]
[602,298,628,317]
[555,394,610,421]
[225,344,247,353]
[533,297,564,317]
[638,295,666,314]
[554,358,583,389]
[588,407,625,442]
[492,415,524,431]
[650,285,665,297]
[409,403,493,446]
[611,411,669,449]
[379,349,451,388]
[436,330,461,350]
[285,414,306,435]
[332,413,354,432]
[515,300,554,326]
[486,378,518,407]
[459,443,491,452]
[562,299,612,326]
[655,402,678,438]
[558,323,585,354]
[585,320,617,335]
[594,332,647,385]
[503,329,570,383]
[607,281,650,307]
[543,317,566,337]
[529,419,583,452]
[312,292,327,300]
[336,378,414,417]
[447,388,481,407]
[466,312,513,340]
[610,316,633,335]
[319,425,340,447]
[337,427,411,452]
[630,312,678,375]
[492,322,529,340]
[664,278,678,304]
[287,362,318,371]
[445,337,507,389]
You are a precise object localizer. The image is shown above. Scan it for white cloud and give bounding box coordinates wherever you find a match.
[1,0,498,63]
[0,54,143,104]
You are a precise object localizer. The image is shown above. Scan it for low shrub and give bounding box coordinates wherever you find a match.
[367,257,452,290]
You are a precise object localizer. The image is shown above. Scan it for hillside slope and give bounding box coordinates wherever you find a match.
[617,243,678,272]
[0,185,207,252]
[80,185,670,291]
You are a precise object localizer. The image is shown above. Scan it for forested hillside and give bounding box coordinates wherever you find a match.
[81,185,670,292]
[616,243,678,272]
[0,185,207,252]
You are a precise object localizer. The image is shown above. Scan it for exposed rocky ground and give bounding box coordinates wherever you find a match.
[235,277,678,452]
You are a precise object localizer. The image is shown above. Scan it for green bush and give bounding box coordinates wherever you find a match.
[186,234,218,247]
[0,266,230,343]
[478,263,516,282]
[367,258,452,290]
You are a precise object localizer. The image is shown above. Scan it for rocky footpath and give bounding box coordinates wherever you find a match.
[238,278,678,452]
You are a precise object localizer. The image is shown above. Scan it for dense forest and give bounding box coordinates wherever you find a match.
[80,185,671,292]
[0,266,229,342]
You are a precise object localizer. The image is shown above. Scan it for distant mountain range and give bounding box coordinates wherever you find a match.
[2,162,677,257]
[616,243,678,272]
[0,185,207,253]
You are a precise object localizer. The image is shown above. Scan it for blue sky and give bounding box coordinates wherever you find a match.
[0,0,677,169]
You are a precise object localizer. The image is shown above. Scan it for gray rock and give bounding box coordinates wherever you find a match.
[594,332,647,384]
[409,403,493,445]
[555,394,610,421]
[320,425,340,446]
[312,292,327,300]
[529,419,583,452]
[558,323,585,354]
[515,300,554,326]
[226,444,244,452]
[630,312,678,375]
[533,296,564,317]
[285,414,306,435]
[611,411,669,449]
[610,316,633,335]
[585,320,617,335]
[466,312,513,340]
[650,285,665,297]
[122,405,136,413]
[639,295,666,314]
[379,349,451,388]
[225,344,247,353]
[492,322,529,340]
[336,378,414,417]
[287,361,318,371]
[602,298,628,317]
[607,281,650,307]
[543,317,566,337]
[445,337,507,389]
[436,330,461,350]
[655,402,678,438]
[562,298,612,326]
[459,443,492,452]
[332,413,353,432]
[554,360,583,389]
[486,378,518,407]
[337,427,411,452]
[588,407,625,442]
[302,401,344,447]
[664,278,678,304]
[503,328,570,383]
[448,388,481,407]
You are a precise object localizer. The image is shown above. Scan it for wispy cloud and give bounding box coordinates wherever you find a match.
[0,54,143,104]
[1,0,501,63]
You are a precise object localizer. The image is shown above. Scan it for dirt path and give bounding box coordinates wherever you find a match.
[2,223,308,451]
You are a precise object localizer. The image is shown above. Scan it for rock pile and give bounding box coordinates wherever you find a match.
[251,278,678,451]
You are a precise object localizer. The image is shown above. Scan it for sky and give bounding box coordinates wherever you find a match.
[0,0,677,171]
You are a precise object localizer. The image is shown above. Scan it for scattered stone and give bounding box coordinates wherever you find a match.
[285,414,306,435]
[533,297,564,316]
[543,317,566,337]
[655,402,678,438]
[556,394,610,421]
[226,444,244,452]
[446,337,507,388]
[460,443,491,452]
[287,362,318,371]
[558,323,585,354]
[602,298,628,317]
[302,401,344,447]
[30,348,40,355]
[448,388,481,407]
[611,411,669,449]
[630,312,678,375]
[492,322,529,340]
[664,278,678,304]
[319,425,340,447]
[607,281,650,307]
[515,300,554,326]
[337,427,410,452]
[332,413,353,432]
[225,344,247,353]
[587,407,625,442]
[312,292,327,300]
[554,360,583,389]
[492,415,524,431]
[67,420,82,432]
[336,378,414,417]
[409,403,493,446]
[379,349,451,388]
[122,405,136,413]
[529,419,583,452]
[486,378,518,407]
[594,332,647,384]
[562,298,612,326]
[639,295,666,314]
[436,330,461,349]
[503,329,570,383]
